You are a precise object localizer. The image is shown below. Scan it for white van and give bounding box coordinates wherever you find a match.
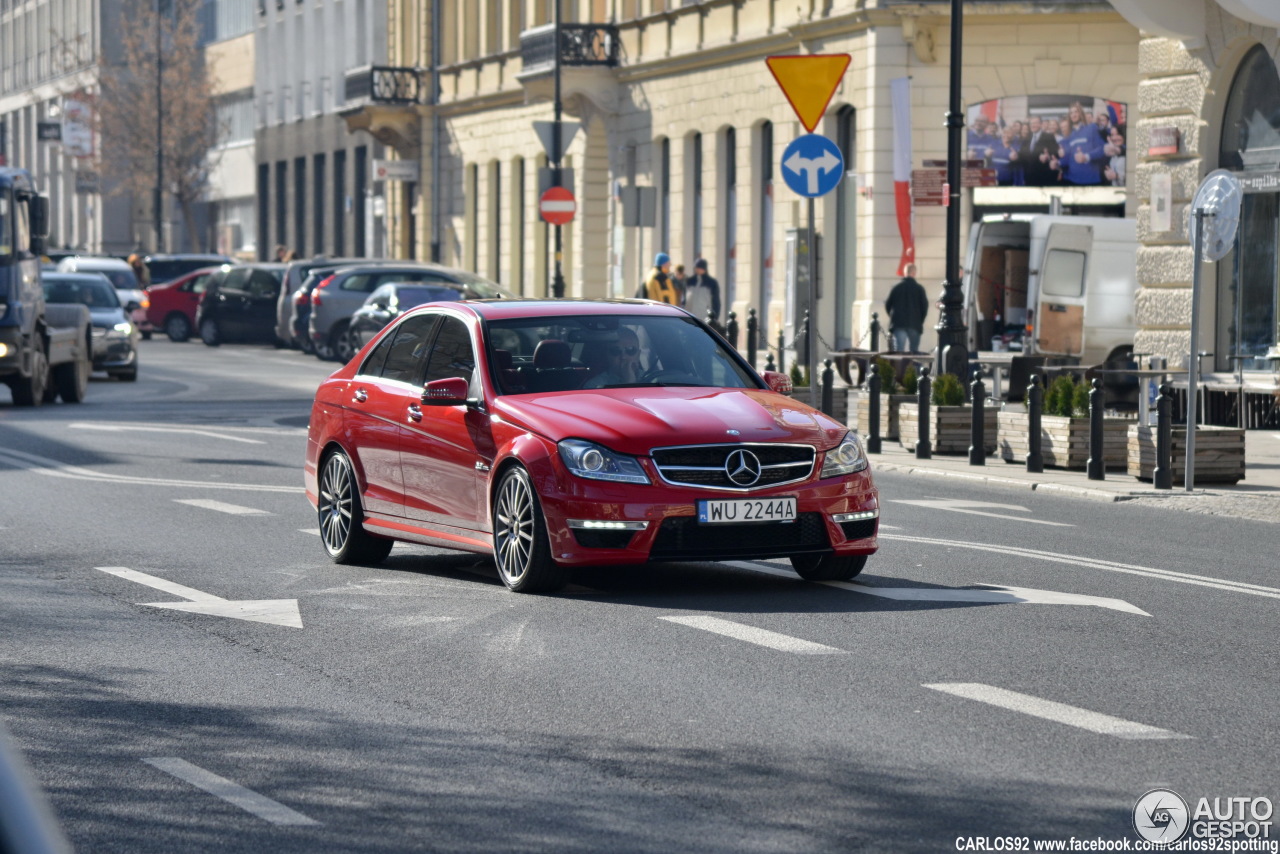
[962,214,1137,365]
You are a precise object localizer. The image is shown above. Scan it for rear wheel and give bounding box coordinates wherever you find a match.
[165,314,192,342]
[492,466,569,593]
[331,324,357,363]
[113,364,138,382]
[200,318,221,347]
[53,350,90,402]
[790,553,868,582]
[10,345,48,406]
[318,449,394,565]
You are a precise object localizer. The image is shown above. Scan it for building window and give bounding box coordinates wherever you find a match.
[294,156,306,256]
[689,132,702,260]
[511,156,525,294]
[354,145,367,256]
[758,120,774,337]
[257,163,270,260]
[216,93,255,147]
[1217,45,1280,370]
[275,160,287,254]
[334,149,346,256]
[313,152,326,255]
[720,127,736,310]
[466,163,479,271]
[488,160,501,281]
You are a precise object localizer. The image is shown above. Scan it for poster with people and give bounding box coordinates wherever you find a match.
[965,95,1128,188]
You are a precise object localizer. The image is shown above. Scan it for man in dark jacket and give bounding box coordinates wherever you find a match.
[885,264,930,352]
[682,258,721,325]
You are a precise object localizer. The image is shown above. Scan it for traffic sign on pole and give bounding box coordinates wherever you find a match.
[780,134,844,198]
[539,186,576,225]
[765,54,851,133]
[533,120,580,161]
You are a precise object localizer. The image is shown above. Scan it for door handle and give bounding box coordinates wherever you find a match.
[352,388,368,403]
[407,403,422,422]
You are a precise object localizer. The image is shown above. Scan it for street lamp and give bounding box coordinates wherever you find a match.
[153,0,165,253]
[935,0,969,378]
[550,0,565,299]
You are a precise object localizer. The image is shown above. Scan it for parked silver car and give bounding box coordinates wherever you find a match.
[306,264,513,362]
[274,257,407,348]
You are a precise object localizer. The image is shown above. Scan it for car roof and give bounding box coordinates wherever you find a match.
[435,299,690,322]
[42,272,111,283]
[59,256,131,270]
[144,253,231,261]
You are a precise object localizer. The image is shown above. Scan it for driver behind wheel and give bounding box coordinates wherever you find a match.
[582,327,641,389]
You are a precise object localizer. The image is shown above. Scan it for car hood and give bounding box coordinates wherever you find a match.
[89,307,129,326]
[493,387,847,455]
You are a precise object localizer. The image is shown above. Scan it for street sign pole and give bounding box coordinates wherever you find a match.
[808,196,817,408]
[551,0,566,299]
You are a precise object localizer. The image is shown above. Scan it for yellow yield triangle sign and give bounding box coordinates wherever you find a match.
[766,54,851,133]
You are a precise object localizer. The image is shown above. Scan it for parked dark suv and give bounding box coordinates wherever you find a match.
[196,264,287,346]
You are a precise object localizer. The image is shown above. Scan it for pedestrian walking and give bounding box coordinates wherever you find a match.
[671,264,687,305]
[127,253,151,287]
[642,253,680,305]
[682,258,721,325]
[884,263,929,353]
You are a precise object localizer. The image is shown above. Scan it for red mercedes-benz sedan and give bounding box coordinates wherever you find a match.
[305,299,878,592]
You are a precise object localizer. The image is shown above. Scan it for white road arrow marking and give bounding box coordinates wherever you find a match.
[68,423,265,444]
[143,758,320,825]
[783,149,841,194]
[97,567,303,628]
[0,447,302,493]
[659,615,843,654]
[890,498,1075,526]
[831,581,1150,615]
[174,499,271,516]
[923,683,1191,739]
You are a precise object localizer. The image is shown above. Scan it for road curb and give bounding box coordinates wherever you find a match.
[872,460,1148,502]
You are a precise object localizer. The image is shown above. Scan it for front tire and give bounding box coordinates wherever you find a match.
[200,318,221,347]
[165,314,192,342]
[10,345,48,406]
[492,466,568,593]
[53,351,90,402]
[318,449,394,565]
[790,553,868,582]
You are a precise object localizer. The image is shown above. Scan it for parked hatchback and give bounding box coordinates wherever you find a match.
[305,299,879,593]
[146,266,220,342]
[308,264,512,363]
[43,272,139,380]
[196,264,286,346]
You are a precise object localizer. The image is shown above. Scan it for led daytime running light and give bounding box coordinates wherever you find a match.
[832,510,878,523]
[566,519,649,531]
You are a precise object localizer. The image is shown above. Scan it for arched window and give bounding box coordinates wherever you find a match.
[721,126,736,310]
[758,120,774,338]
[1215,46,1280,371]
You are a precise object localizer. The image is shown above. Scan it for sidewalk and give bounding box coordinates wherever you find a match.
[867,429,1280,524]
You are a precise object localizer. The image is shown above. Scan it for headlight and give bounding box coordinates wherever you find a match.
[113,322,133,334]
[557,439,650,485]
[820,432,869,478]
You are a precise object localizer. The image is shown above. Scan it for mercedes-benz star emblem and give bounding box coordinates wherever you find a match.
[725,449,762,486]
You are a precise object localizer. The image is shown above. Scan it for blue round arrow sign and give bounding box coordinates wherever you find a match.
[780,134,845,198]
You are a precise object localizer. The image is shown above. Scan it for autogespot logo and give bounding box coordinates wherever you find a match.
[1134,788,1191,843]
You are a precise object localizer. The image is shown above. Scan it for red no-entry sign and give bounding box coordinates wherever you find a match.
[539,186,576,225]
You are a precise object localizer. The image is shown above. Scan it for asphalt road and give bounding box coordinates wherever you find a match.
[2,339,1277,853]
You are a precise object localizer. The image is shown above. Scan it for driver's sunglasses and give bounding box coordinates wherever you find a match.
[609,345,639,357]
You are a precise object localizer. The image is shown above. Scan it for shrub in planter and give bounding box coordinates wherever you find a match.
[899,372,997,454]
[876,358,899,395]
[998,373,1130,469]
[901,365,918,396]
[789,362,810,389]
[855,359,913,439]
[931,372,965,407]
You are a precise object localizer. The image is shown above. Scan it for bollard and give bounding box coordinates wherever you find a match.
[969,368,986,466]
[1026,375,1044,474]
[706,307,719,334]
[727,311,738,350]
[799,310,811,371]
[869,312,881,352]
[777,329,786,374]
[747,308,758,368]
[765,349,776,373]
[1154,382,1173,490]
[916,365,932,460]
[866,367,882,454]
[1087,377,1105,481]
[821,358,834,415]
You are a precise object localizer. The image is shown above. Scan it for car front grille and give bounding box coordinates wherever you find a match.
[839,519,877,541]
[650,443,815,490]
[648,513,830,561]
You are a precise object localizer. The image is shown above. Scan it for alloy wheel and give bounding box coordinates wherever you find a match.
[493,472,535,584]
[318,453,353,556]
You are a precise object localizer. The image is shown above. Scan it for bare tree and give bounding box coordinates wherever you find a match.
[97,0,219,251]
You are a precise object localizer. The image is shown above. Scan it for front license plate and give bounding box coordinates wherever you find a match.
[697,497,797,525]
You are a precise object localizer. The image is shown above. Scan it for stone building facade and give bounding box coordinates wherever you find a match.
[385,0,1139,360]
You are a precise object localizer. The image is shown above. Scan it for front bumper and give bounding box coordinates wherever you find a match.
[92,335,137,369]
[534,459,879,567]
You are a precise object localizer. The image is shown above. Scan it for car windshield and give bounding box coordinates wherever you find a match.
[43,276,120,308]
[486,313,758,395]
[148,258,224,284]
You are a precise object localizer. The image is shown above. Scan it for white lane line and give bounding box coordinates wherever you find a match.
[0,447,302,494]
[923,683,1191,740]
[174,499,272,516]
[882,533,1280,601]
[68,423,265,444]
[99,567,221,603]
[829,582,1150,616]
[880,524,902,530]
[299,528,320,536]
[143,758,320,825]
[659,615,844,654]
[724,560,798,580]
[891,499,1074,527]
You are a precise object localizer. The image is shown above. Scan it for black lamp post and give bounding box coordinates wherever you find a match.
[550,0,565,299]
[935,0,969,378]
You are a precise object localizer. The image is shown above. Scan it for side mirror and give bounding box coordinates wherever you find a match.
[761,370,793,395]
[29,194,49,239]
[125,301,141,313]
[422,377,469,405]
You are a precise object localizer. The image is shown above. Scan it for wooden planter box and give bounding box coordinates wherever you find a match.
[788,386,849,423]
[897,402,999,455]
[1127,425,1246,484]
[997,410,1132,470]
[852,392,916,440]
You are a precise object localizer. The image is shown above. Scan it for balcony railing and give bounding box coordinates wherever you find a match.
[343,65,421,107]
[520,23,619,73]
